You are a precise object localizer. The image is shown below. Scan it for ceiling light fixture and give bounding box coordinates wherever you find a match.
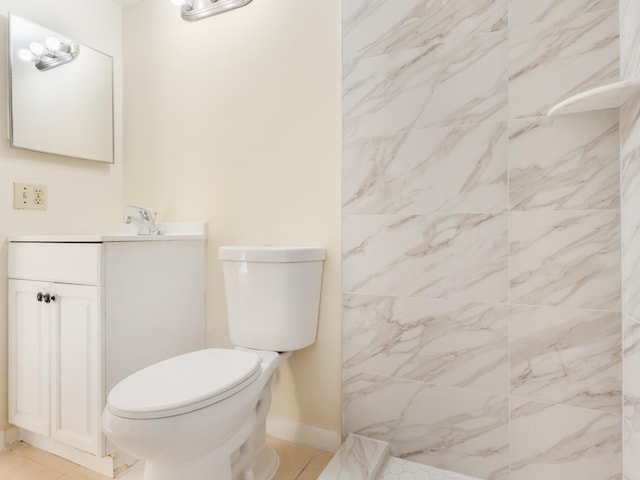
[172,0,254,22]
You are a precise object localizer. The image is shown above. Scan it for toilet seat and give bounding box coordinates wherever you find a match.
[107,349,262,420]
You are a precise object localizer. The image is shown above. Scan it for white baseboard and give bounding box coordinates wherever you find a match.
[266,416,341,452]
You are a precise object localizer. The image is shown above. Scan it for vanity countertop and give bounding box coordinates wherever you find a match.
[8,222,207,243]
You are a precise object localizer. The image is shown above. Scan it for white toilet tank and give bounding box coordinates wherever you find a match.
[218,246,325,352]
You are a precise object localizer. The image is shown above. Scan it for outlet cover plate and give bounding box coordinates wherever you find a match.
[13,182,47,210]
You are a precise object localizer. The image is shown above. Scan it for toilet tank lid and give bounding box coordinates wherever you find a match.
[218,246,325,262]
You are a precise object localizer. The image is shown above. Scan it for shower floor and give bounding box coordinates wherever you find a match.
[378,456,481,480]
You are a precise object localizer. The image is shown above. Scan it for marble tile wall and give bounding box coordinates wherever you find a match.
[620,0,640,478]
[342,1,625,479]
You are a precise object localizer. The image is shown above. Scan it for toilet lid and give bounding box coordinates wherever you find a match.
[107,349,262,419]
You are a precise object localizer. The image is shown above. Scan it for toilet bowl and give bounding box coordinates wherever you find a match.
[102,348,289,480]
[102,246,325,480]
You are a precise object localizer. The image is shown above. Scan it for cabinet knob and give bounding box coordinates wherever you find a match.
[35,292,56,303]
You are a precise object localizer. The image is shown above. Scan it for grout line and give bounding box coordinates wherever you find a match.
[295,456,317,480]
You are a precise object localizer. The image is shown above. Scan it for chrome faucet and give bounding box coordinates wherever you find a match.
[124,205,162,235]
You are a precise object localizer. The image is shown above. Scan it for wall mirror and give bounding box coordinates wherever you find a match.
[8,13,114,163]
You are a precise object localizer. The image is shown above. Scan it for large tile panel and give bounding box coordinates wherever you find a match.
[621,99,640,219]
[343,32,507,139]
[620,0,640,79]
[509,211,621,311]
[342,294,508,394]
[343,123,507,215]
[342,371,509,480]
[510,304,621,413]
[510,398,622,480]
[509,111,619,211]
[343,0,506,61]
[509,0,616,27]
[623,316,640,398]
[622,208,640,324]
[342,214,508,302]
[621,127,640,346]
[624,417,640,480]
[621,96,640,157]
[508,9,619,119]
[621,147,640,214]
[623,316,640,480]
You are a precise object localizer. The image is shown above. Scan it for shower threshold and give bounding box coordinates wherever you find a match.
[319,434,482,480]
[378,456,482,480]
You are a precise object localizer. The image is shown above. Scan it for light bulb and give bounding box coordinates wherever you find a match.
[18,48,34,62]
[45,37,61,51]
[29,42,44,56]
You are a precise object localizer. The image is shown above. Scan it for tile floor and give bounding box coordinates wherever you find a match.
[268,438,333,480]
[0,438,332,480]
[0,439,482,480]
[0,441,105,480]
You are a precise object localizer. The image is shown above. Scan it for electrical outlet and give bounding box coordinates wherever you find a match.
[13,183,48,210]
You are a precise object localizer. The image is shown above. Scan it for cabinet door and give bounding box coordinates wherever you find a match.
[8,280,50,436]
[49,283,103,455]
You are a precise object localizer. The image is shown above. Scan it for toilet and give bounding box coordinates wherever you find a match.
[101,246,325,480]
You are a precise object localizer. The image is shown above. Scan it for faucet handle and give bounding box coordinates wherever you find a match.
[127,205,155,222]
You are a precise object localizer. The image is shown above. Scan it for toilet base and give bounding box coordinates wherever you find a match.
[142,414,256,480]
[252,446,279,480]
[118,446,279,480]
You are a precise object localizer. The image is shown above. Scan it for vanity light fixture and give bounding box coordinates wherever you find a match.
[171,0,254,21]
[17,36,79,71]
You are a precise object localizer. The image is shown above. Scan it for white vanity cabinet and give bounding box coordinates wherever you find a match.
[7,229,206,477]
[9,279,101,454]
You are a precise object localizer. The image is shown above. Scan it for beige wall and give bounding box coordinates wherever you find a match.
[122,0,342,441]
[0,0,123,430]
